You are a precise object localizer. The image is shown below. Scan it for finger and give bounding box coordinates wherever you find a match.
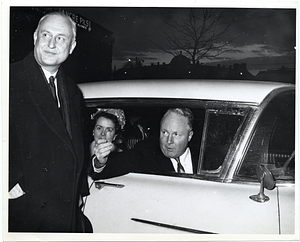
[100,144,113,154]
[101,150,111,158]
[94,144,111,154]
[96,139,108,145]
[95,144,113,157]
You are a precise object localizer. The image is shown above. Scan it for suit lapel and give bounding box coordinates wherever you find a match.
[56,70,72,138]
[24,53,76,157]
[158,145,199,173]
[153,141,199,173]
[60,70,85,168]
[159,148,199,173]
[161,156,175,172]
[154,145,175,172]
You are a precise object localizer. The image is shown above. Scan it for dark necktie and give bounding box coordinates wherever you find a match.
[175,157,185,173]
[49,75,71,137]
[49,76,58,106]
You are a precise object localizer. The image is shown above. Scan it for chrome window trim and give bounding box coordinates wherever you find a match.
[84,98,258,109]
[84,98,256,183]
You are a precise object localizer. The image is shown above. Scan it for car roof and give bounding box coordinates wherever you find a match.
[78,79,294,105]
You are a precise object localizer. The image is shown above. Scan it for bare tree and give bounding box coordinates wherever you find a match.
[154,9,235,64]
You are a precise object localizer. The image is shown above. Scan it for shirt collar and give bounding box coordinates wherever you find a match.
[41,67,58,83]
[170,147,192,173]
[180,147,190,161]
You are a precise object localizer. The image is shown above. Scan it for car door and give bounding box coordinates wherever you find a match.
[82,99,292,234]
[83,173,280,234]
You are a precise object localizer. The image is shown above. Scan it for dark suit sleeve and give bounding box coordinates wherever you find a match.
[9,62,25,190]
[89,140,150,180]
[77,86,90,197]
[9,116,24,190]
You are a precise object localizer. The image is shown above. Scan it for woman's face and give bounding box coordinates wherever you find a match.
[93,116,117,142]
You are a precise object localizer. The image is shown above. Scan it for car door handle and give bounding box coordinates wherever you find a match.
[95,181,125,190]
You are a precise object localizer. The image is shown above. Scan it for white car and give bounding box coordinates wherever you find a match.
[78,79,296,235]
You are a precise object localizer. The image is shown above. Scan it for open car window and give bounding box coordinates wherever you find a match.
[83,101,248,178]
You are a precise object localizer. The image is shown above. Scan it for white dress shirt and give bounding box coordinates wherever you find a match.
[170,147,193,173]
[42,68,60,107]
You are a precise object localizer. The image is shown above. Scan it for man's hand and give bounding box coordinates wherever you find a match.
[93,139,114,168]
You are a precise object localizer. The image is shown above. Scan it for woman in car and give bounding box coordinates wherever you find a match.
[90,108,126,156]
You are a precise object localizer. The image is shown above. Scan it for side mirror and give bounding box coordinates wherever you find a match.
[250,164,275,203]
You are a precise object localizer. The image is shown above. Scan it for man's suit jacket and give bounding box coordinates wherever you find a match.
[90,138,199,180]
[9,52,89,232]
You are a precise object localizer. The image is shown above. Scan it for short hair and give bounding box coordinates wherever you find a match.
[35,11,77,43]
[92,111,121,133]
[162,108,194,131]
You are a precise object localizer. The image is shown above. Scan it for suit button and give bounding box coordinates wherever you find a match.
[42,166,48,173]
[41,202,47,208]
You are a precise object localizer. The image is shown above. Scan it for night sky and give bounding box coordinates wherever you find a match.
[64,7,296,75]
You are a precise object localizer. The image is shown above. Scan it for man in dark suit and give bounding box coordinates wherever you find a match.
[9,12,91,232]
[90,108,198,180]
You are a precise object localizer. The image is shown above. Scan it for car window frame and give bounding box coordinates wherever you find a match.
[83,98,256,181]
[198,108,249,176]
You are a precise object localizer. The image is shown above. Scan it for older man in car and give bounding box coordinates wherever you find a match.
[89,108,199,179]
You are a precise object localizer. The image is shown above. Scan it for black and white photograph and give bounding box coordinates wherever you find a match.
[2,0,298,241]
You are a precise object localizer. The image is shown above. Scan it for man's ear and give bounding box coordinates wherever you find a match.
[33,31,37,45]
[69,41,76,54]
[188,130,193,142]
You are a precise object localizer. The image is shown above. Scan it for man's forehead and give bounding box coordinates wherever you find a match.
[39,15,72,34]
[165,111,186,120]
[161,112,188,126]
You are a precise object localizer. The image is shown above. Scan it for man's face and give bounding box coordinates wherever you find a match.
[33,15,76,73]
[159,112,193,158]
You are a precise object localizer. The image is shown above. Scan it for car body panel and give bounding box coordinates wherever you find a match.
[78,79,293,105]
[84,173,281,234]
[277,186,296,234]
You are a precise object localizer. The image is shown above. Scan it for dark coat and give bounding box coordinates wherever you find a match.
[90,138,199,180]
[9,52,89,232]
